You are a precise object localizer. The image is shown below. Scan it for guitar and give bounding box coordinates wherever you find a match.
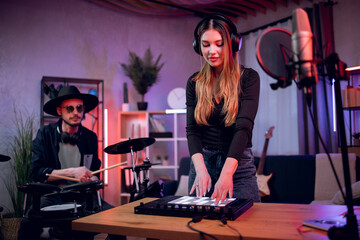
[256,126,274,197]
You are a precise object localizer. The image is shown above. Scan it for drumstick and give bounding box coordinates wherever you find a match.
[46,173,81,182]
[91,161,128,175]
[45,161,128,181]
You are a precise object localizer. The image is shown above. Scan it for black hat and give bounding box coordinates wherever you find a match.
[43,86,99,116]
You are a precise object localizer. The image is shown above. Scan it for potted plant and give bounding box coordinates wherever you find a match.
[122,82,130,112]
[121,47,164,110]
[155,155,162,164]
[1,110,36,239]
[162,155,169,166]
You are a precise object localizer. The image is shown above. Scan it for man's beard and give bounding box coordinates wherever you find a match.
[63,118,81,128]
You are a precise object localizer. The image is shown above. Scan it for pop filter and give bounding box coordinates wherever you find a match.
[256,28,293,89]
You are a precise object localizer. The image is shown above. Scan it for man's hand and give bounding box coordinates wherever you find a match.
[73,166,93,182]
[49,166,93,182]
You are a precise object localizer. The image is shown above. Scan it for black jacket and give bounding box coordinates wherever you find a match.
[31,119,101,183]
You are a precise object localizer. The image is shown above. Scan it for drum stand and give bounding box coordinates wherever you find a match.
[130,157,151,202]
[103,137,158,202]
[130,148,140,202]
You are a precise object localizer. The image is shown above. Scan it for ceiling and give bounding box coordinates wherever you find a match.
[89,0,313,20]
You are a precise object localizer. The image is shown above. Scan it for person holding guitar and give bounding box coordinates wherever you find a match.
[186,14,261,204]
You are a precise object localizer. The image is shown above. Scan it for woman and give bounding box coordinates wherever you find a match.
[186,14,261,203]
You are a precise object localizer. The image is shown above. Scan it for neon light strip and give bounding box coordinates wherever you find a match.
[165,109,186,114]
[104,109,108,184]
[332,79,337,132]
[345,66,360,72]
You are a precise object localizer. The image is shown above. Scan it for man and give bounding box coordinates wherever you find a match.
[18,86,116,240]
[31,85,100,185]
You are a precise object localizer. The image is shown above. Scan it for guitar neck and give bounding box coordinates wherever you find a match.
[257,139,269,175]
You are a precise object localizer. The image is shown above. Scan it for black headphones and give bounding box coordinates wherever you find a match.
[193,14,242,55]
[57,123,81,145]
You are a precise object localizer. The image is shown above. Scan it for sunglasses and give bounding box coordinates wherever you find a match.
[61,105,84,113]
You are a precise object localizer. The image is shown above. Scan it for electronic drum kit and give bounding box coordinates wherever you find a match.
[4,137,157,239]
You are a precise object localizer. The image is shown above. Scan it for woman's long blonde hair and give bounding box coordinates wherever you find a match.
[193,18,242,127]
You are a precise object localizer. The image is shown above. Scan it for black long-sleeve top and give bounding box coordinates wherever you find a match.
[186,67,260,161]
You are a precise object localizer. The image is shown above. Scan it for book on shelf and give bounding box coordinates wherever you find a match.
[343,86,360,108]
[121,168,133,193]
[121,167,144,193]
[149,116,172,138]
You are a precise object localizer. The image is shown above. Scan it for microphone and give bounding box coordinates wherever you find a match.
[291,8,318,90]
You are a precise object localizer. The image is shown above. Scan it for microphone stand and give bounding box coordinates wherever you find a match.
[326,53,359,240]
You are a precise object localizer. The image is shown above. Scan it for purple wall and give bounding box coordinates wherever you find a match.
[1,0,359,208]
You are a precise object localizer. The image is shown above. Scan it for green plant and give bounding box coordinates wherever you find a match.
[43,83,63,99]
[120,47,164,102]
[4,110,36,217]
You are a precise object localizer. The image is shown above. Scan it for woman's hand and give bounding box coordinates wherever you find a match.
[211,172,233,204]
[189,153,212,197]
[211,157,238,204]
[190,168,211,197]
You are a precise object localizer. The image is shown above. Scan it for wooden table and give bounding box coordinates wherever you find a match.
[72,198,349,240]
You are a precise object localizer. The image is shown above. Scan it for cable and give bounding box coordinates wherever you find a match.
[220,217,243,240]
[187,217,220,240]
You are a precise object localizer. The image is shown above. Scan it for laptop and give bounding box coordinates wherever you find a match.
[303,215,348,231]
[303,214,360,236]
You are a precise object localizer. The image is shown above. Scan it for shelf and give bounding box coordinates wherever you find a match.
[342,69,360,149]
[177,137,187,141]
[118,137,187,143]
[41,76,103,85]
[154,137,187,141]
[118,110,187,202]
[339,146,360,158]
[343,107,360,110]
[152,165,178,169]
